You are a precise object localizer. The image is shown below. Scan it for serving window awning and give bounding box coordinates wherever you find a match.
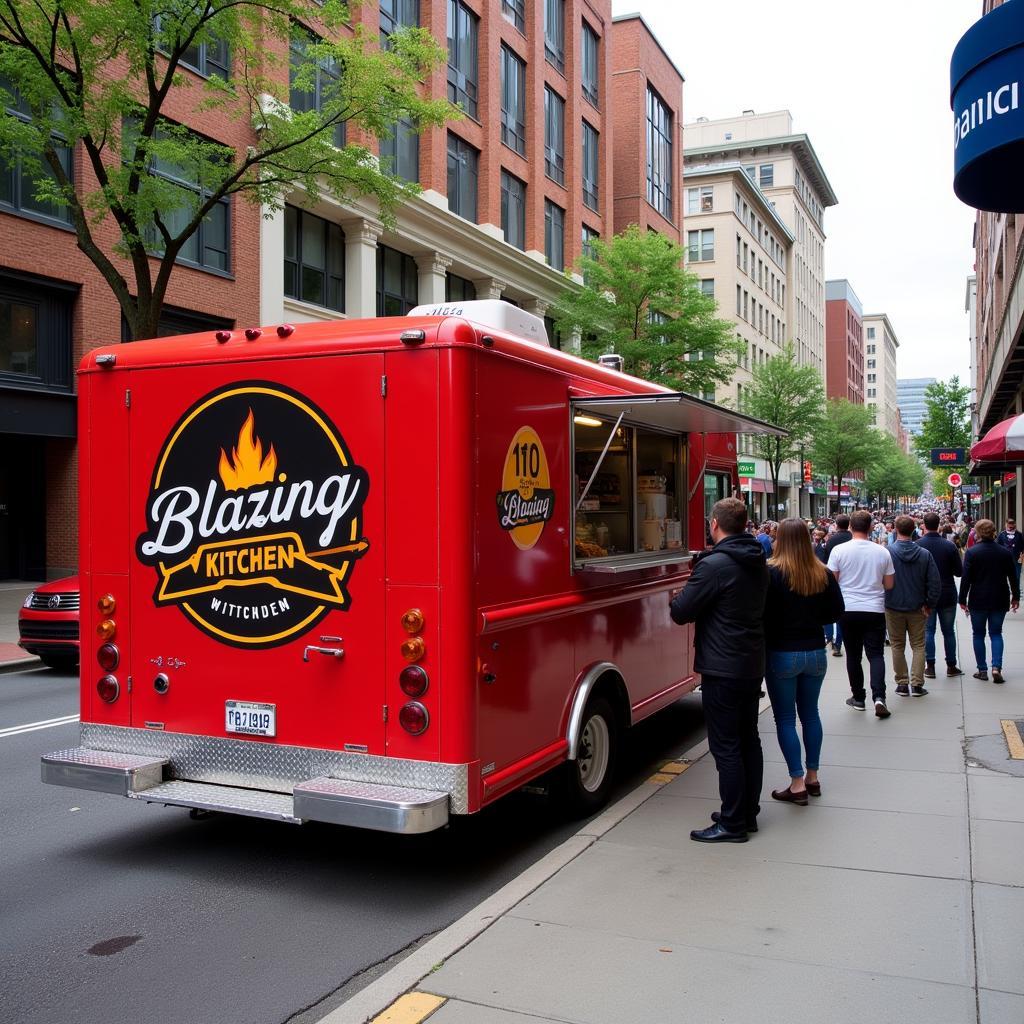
[571,393,786,437]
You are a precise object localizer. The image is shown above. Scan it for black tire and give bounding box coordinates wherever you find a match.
[552,695,619,818]
[40,653,79,672]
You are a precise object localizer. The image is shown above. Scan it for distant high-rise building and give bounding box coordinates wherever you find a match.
[825,279,865,404]
[896,378,937,439]
[863,314,901,439]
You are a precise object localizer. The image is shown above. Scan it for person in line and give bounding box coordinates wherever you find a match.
[756,523,773,556]
[918,512,964,679]
[828,510,896,718]
[670,497,769,843]
[886,515,941,698]
[812,528,828,563]
[823,513,852,656]
[996,517,1024,588]
[763,519,845,804]
[959,518,1020,684]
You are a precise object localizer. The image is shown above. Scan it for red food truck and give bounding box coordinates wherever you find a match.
[42,301,778,833]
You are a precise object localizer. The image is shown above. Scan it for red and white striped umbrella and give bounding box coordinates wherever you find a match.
[971,413,1024,461]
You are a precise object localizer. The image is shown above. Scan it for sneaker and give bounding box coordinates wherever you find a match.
[911,684,929,696]
[947,665,963,677]
[832,646,844,657]
[846,696,866,711]
[924,661,936,679]
[895,683,910,696]
[874,700,891,719]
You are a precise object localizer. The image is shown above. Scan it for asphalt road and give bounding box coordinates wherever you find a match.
[0,665,706,1024]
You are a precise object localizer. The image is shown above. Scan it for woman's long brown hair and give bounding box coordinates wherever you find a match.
[768,517,829,596]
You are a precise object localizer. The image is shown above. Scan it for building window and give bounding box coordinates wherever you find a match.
[127,119,231,273]
[687,229,713,262]
[447,0,478,119]
[866,326,875,339]
[544,200,565,271]
[646,86,672,219]
[501,170,526,250]
[290,28,346,147]
[687,186,713,215]
[445,272,476,302]
[376,244,418,315]
[0,278,73,391]
[380,0,419,43]
[446,132,478,222]
[544,87,565,185]
[867,358,876,368]
[867,373,876,383]
[0,82,73,227]
[582,120,599,210]
[154,16,231,79]
[379,117,419,183]
[700,279,714,298]
[501,45,526,155]
[759,163,774,188]
[544,0,565,73]
[581,22,599,106]
[501,0,525,32]
[283,206,344,312]
[582,223,599,259]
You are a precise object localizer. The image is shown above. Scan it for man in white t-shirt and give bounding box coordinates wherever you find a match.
[828,510,896,718]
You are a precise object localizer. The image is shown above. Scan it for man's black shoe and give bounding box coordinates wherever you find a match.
[924,661,936,679]
[712,811,758,833]
[831,646,843,657]
[846,696,866,710]
[690,823,748,843]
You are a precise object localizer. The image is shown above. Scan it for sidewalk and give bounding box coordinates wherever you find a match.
[368,616,1024,1024]
[0,581,40,670]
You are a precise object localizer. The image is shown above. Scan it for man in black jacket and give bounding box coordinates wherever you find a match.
[670,497,769,843]
[917,512,963,678]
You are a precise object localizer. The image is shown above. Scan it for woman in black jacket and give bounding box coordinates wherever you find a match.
[764,518,845,803]
[959,518,1020,683]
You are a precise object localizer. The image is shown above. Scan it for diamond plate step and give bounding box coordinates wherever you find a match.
[42,747,167,795]
[128,780,301,823]
[293,777,448,833]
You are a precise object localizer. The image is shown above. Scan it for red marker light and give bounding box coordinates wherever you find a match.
[97,644,119,672]
[399,701,429,735]
[215,330,231,343]
[277,324,295,338]
[244,328,262,341]
[97,675,120,703]
[399,665,429,697]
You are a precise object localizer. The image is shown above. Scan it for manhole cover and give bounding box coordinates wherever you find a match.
[1000,720,1024,759]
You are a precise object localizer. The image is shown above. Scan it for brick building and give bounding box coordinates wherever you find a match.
[0,0,686,580]
[824,279,865,404]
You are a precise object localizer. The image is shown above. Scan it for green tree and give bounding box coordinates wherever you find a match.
[864,434,926,508]
[809,399,880,513]
[739,343,824,511]
[0,0,450,338]
[551,224,742,394]
[913,377,972,461]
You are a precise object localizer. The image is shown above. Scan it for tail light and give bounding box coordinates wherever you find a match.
[97,644,119,672]
[97,618,116,641]
[97,594,116,615]
[399,665,429,697]
[400,637,425,663]
[97,675,120,703]
[399,702,429,735]
[401,608,425,634]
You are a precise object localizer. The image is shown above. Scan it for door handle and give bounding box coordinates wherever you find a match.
[303,644,345,662]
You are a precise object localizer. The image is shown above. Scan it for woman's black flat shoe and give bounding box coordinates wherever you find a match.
[771,786,809,805]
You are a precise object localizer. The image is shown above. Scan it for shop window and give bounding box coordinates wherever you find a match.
[284,205,344,311]
[0,273,73,392]
[445,272,476,302]
[376,244,418,315]
[573,418,684,566]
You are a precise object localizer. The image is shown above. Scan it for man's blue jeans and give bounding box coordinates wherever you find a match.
[925,604,957,665]
[764,649,827,778]
[823,621,843,649]
[969,609,1007,671]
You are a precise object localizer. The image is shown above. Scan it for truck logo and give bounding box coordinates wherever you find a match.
[496,426,555,551]
[136,382,370,649]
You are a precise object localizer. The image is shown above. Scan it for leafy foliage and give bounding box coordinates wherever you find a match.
[913,377,972,459]
[863,432,926,506]
[550,224,743,394]
[809,399,881,511]
[0,0,451,338]
[740,344,824,503]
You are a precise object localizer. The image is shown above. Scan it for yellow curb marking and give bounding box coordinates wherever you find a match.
[1001,720,1024,760]
[660,761,690,775]
[370,992,446,1023]
[647,773,675,784]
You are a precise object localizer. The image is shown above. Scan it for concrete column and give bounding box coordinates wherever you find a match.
[343,217,383,319]
[415,252,452,306]
[259,204,285,325]
[523,298,549,319]
[472,276,508,301]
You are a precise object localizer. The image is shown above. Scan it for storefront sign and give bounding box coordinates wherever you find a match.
[951,1,1024,211]
[961,484,981,495]
[737,459,756,476]
[930,447,966,466]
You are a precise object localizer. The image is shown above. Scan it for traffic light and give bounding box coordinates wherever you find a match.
[803,461,812,483]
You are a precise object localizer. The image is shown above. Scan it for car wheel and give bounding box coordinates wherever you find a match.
[40,654,79,671]
[553,695,619,818]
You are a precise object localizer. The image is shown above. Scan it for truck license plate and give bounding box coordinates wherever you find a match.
[225,700,276,737]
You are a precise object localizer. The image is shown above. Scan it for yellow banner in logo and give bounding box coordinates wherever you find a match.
[497,426,554,551]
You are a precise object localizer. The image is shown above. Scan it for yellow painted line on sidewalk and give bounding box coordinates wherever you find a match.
[1001,720,1024,760]
[370,992,446,1023]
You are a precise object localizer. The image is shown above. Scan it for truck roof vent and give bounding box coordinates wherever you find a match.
[407,300,549,346]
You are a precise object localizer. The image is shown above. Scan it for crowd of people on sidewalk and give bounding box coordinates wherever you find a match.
[670,498,1021,845]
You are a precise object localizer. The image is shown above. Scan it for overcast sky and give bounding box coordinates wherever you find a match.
[610,0,979,385]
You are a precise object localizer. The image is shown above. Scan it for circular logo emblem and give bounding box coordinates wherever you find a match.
[136,382,369,649]
[496,426,555,551]
[47,595,61,609]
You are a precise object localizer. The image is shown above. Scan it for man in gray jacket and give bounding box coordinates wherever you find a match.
[887,515,941,696]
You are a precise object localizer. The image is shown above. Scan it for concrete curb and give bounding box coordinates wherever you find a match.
[0,656,42,674]
[317,719,728,1024]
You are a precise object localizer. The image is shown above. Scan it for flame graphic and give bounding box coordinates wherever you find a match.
[218,409,278,491]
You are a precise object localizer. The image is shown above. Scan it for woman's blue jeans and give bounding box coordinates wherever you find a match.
[764,649,827,778]
[970,609,1007,671]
